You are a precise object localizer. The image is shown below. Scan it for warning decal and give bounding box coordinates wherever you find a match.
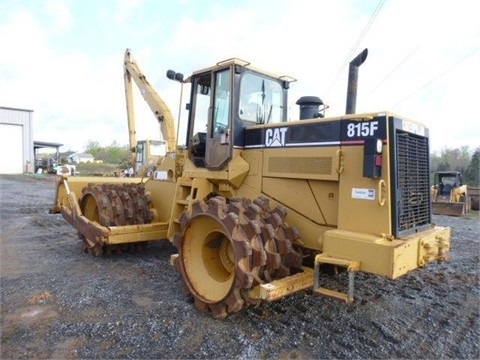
[352,188,376,200]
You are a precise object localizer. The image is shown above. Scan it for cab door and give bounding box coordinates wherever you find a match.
[205,68,232,170]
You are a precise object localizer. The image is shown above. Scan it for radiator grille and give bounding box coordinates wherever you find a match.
[394,131,431,234]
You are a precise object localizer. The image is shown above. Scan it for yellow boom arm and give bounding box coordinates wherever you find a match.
[123,49,176,154]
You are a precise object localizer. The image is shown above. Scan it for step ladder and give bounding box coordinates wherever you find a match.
[313,254,360,303]
[169,178,193,236]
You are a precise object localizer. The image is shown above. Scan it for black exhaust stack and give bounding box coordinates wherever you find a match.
[345,48,368,115]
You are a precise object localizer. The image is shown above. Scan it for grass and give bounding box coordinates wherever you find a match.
[75,163,124,177]
[464,210,479,219]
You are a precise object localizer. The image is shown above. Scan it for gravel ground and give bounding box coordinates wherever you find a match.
[1,174,479,359]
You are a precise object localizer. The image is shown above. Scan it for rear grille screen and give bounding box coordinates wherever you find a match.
[393,130,431,236]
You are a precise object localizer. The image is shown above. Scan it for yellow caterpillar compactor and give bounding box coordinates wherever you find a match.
[51,48,451,318]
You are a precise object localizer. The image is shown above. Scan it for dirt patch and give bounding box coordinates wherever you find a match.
[1,174,479,359]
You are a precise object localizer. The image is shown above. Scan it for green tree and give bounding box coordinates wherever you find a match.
[84,140,130,164]
[106,141,130,164]
[432,147,471,173]
[465,148,480,185]
[430,152,441,172]
[85,140,102,159]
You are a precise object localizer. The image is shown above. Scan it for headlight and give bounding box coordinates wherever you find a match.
[376,139,383,154]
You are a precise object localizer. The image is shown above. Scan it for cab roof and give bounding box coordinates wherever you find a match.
[187,58,297,84]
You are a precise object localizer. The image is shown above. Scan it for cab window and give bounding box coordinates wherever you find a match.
[239,73,284,124]
[212,69,230,137]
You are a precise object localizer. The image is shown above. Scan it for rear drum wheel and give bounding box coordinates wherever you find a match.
[78,183,154,256]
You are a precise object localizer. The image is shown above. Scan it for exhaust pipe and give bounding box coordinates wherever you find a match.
[345,48,368,114]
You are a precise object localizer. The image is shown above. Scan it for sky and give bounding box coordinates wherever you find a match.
[0,0,479,154]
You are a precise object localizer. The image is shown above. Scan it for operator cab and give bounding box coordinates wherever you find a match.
[135,139,167,172]
[434,171,463,196]
[184,59,293,170]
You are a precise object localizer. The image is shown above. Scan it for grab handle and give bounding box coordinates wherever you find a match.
[378,179,386,206]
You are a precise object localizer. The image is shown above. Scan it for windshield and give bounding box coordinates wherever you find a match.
[149,141,167,156]
[239,73,284,124]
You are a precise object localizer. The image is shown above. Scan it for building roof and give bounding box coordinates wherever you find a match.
[70,152,94,158]
[34,141,64,149]
[0,106,34,112]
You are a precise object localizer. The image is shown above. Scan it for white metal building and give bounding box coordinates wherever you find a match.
[0,106,34,174]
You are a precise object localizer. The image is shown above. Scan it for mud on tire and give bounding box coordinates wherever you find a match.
[79,183,154,256]
[173,195,303,318]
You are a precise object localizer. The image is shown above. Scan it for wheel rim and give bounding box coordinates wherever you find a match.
[81,194,100,223]
[182,214,235,303]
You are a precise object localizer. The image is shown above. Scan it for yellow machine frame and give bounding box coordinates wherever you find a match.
[51,49,451,317]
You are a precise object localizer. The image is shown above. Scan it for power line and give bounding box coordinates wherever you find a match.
[364,45,421,97]
[326,0,385,96]
[391,48,479,108]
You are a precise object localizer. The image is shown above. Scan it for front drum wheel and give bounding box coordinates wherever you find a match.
[174,196,302,318]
